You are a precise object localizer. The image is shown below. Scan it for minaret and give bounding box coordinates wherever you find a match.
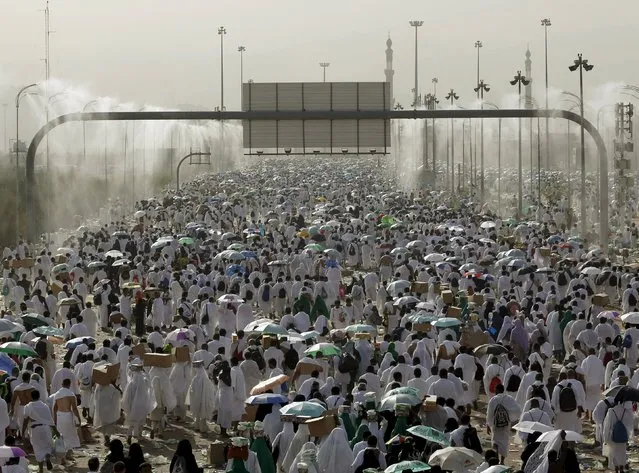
[525,46,533,108]
[385,34,394,107]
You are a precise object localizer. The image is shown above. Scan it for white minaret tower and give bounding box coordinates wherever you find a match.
[385,34,394,107]
[525,47,533,108]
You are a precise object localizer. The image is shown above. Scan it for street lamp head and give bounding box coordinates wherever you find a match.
[484,85,491,92]
[238,46,246,52]
[475,40,483,48]
[522,78,530,86]
[319,62,330,68]
[218,26,226,35]
[568,63,579,72]
[510,78,518,86]
[584,62,594,71]
[432,78,438,84]
[409,21,424,27]
[541,18,551,26]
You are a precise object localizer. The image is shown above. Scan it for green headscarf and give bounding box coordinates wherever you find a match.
[310,295,329,324]
[293,294,313,318]
[349,424,370,449]
[339,411,356,441]
[229,459,250,473]
[387,342,398,361]
[391,416,408,437]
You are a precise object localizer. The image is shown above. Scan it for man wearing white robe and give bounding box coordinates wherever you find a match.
[602,401,634,471]
[169,360,191,421]
[230,358,246,423]
[121,364,153,443]
[550,371,585,433]
[581,348,605,417]
[92,383,121,445]
[189,360,216,432]
[51,379,81,460]
[486,384,521,463]
[22,390,56,473]
[0,395,9,446]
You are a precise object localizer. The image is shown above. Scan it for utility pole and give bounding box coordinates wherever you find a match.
[474,41,482,99]
[320,62,330,82]
[409,21,423,108]
[218,26,226,111]
[2,104,7,154]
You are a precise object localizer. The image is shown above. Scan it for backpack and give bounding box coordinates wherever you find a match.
[489,376,501,394]
[349,245,356,256]
[493,403,510,428]
[217,280,226,292]
[463,426,483,453]
[530,384,546,401]
[35,339,48,359]
[558,383,577,412]
[278,287,287,299]
[630,292,637,307]
[611,410,629,443]
[557,272,568,286]
[171,455,187,473]
[284,348,299,371]
[262,285,270,302]
[369,310,383,326]
[622,333,633,349]
[245,289,253,301]
[253,277,261,289]
[609,273,618,287]
[506,373,522,392]
[474,363,484,381]
[338,353,358,373]
[93,293,103,306]
[246,348,266,371]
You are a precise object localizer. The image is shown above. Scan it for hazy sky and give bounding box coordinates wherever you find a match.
[1,0,638,131]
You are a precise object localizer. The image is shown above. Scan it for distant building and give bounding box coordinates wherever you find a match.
[385,35,394,107]
[524,47,533,108]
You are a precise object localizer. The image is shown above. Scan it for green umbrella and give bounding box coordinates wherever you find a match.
[305,243,324,252]
[345,324,376,335]
[432,317,463,328]
[279,401,326,418]
[384,461,431,473]
[51,263,70,274]
[249,323,288,336]
[178,236,195,246]
[21,314,52,329]
[32,326,64,338]
[0,342,38,358]
[87,261,106,269]
[409,313,438,324]
[308,226,320,235]
[227,243,245,251]
[379,393,421,411]
[304,343,341,357]
[385,387,421,398]
[407,425,451,446]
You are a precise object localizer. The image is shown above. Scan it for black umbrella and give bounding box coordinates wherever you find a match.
[517,266,535,277]
[473,344,509,356]
[614,386,639,404]
[311,233,326,242]
[595,271,611,286]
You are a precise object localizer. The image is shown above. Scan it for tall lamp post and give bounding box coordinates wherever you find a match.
[2,104,7,154]
[510,70,530,217]
[445,89,459,194]
[82,100,99,164]
[474,41,483,99]
[46,91,68,170]
[425,93,439,175]
[319,62,330,82]
[238,46,246,88]
[541,18,551,169]
[15,83,38,242]
[569,53,594,236]
[410,21,424,108]
[218,26,227,111]
[474,80,489,200]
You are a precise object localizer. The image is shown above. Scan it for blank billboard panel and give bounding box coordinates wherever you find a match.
[303,83,331,111]
[277,83,303,111]
[332,83,357,111]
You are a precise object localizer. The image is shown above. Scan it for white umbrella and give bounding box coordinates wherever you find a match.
[406,240,426,250]
[386,280,411,297]
[393,296,420,307]
[480,221,496,229]
[537,429,583,443]
[105,250,124,259]
[621,312,639,324]
[481,466,514,473]
[581,266,601,276]
[428,447,483,471]
[134,210,146,218]
[424,253,446,263]
[217,294,244,304]
[512,421,553,434]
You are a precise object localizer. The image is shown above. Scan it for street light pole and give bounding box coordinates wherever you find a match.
[474,41,482,100]
[474,80,490,201]
[541,18,551,169]
[15,83,38,242]
[410,21,424,108]
[320,62,330,82]
[238,46,246,88]
[82,100,99,164]
[445,89,459,194]
[510,70,530,217]
[2,104,6,154]
[569,53,594,236]
[218,26,226,112]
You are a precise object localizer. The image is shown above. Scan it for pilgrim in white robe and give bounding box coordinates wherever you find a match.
[580,354,605,411]
[189,365,216,432]
[121,370,153,439]
[602,401,634,468]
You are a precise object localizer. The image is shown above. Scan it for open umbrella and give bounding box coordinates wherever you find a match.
[87,261,106,270]
[217,294,244,304]
[385,387,421,398]
[58,297,79,306]
[0,342,37,358]
[121,282,142,290]
[33,326,64,338]
[537,430,583,442]
[250,374,289,395]
[432,317,462,328]
[279,401,326,418]
[166,328,195,343]
[0,446,26,458]
[512,421,553,434]
[51,263,70,275]
[304,343,341,357]
[393,296,420,307]
[64,337,96,350]
[621,312,639,324]
[112,259,131,267]
[407,425,450,446]
[304,244,324,252]
[614,386,639,403]
[250,323,289,336]
[481,467,514,473]
[0,320,22,334]
[105,250,124,259]
[384,461,431,473]
[386,280,412,297]
[424,253,446,263]
[379,393,421,411]
[581,266,601,276]
[345,324,376,335]
[246,394,288,405]
[323,248,341,259]
[473,344,509,357]
[21,314,52,329]
[428,447,483,471]
[480,221,496,229]
[599,310,620,319]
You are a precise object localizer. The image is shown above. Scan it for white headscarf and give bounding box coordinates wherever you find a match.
[281,424,310,473]
[379,352,394,373]
[317,427,354,473]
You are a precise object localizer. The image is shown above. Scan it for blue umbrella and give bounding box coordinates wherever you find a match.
[241,250,257,259]
[64,336,96,350]
[0,353,17,374]
[246,394,289,405]
[546,235,562,244]
[226,264,246,277]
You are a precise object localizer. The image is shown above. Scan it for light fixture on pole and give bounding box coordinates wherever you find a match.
[15,83,39,243]
[510,70,530,217]
[541,18,551,169]
[409,21,424,108]
[218,26,227,112]
[569,53,594,236]
[319,62,330,82]
[474,80,490,200]
[474,41,483,100]
[238,46,246,87]
[445,89,459,194]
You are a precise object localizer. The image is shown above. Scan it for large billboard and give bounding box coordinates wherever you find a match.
[241,82,391,154]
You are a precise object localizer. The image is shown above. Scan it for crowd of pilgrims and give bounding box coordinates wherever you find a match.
[0,158,638,473]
